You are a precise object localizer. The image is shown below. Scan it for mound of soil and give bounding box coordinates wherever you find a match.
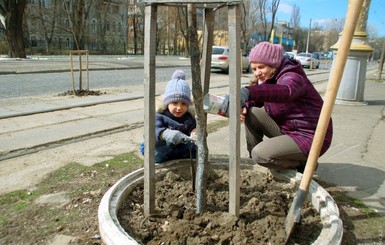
[118,164,322,244]
[58,89,106,96]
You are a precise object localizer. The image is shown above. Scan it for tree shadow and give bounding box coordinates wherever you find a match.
[317,162,385,215]
[365,99,385,106]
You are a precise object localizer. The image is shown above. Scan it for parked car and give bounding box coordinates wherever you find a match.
[314,52,325,60]
[324,51,334,60]
[295,52,320,69]
[284,52,295,59]
[211,46,250,74]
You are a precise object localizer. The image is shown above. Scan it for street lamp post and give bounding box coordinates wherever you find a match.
[306,18,311,53]
[331,0,373,105]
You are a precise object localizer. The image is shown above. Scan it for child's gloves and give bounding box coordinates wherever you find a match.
[162,129,193,145]
[219,87,250,116]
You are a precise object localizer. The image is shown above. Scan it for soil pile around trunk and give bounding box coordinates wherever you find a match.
[118,164,322,244]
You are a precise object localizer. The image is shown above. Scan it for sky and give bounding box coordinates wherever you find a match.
[276,0,385,38]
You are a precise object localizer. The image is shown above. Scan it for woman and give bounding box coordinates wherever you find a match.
[220,42,333,172]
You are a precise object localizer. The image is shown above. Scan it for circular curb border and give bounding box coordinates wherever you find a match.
[98,159,343,245]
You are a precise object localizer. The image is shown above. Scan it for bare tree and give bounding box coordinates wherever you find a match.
[290,4,301,51]
[37,0,59,53]
[128,0,144,54]
[290,4,300,28]
[63,0,94,50]
[157,6,177,54]
[96,0,112,54]
[324,19,344,51]
[177,6,189,56]
[256,0,268,41]
[376,40,385,80]
[308,26,324,52]
[268,0,280,41]
[240,0,255,52]
[249,0,279,43]
[0,0,27,58]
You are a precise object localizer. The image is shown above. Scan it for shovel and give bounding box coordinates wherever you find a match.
[284,0,365,243]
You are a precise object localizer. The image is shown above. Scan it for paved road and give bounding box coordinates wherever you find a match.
[0,55,332,99]
[0,66,196,99]
[0,55,192,99]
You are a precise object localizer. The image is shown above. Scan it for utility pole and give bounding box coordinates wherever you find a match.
[306,18,312,53]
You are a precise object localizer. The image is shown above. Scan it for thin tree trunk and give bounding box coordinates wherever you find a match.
[187,3,208,214]
[376,41,385,80]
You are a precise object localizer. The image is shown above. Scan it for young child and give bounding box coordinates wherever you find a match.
[140,70,197,163]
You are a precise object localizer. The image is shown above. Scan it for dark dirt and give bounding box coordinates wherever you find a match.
[58,89,106,96]
[118,164,323,245]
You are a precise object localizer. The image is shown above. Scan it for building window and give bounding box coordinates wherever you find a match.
[112,5,119,14]
[43,15,50,22]
[63,1,71,11]
[118,22,122,33]
[112,21,116,32]
[40,0,49,8]
[31,36,38,47]
[92,20,96,32]
[65,19,70,28]
[65,38,71,48]
[106,21,110,32]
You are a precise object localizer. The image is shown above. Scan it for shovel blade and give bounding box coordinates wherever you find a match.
[284,188,308,243]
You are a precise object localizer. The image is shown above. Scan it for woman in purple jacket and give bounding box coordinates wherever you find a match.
[220,42,333,172]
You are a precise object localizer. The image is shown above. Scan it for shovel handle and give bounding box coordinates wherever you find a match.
[299,0,365,191]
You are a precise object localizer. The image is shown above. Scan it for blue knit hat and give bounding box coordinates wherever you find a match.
[171,70,186,80]
[163,74,191,106]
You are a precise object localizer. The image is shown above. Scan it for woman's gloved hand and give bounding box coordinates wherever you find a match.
[219,87,250,116]
[162,129,192,145]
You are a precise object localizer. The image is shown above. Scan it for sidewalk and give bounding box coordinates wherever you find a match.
[207,77,385,215]
[0,61,384,216]
[313,79,385,215]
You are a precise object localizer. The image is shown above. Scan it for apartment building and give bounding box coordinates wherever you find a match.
[25,0,128,54]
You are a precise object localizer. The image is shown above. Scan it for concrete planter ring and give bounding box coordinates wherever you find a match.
[98,159,343,245]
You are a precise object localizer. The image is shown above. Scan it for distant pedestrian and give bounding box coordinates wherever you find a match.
[140,70,196,163]
[220,42,333,172]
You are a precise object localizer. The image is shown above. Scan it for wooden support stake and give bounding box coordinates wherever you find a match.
[86,50,90,90]
[143,3,157,216]
[201,7,214,96]
[70,52,75,93]
[69,50,90,92]
[228,3,241,217]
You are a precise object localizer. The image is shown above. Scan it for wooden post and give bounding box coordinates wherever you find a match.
[200,7,214,96]
[143,3,157,216]
[70,52,75,93]
[79,53,83,90]
[228,3,241,217]
[86,50,90,90]
[69,50,90,93]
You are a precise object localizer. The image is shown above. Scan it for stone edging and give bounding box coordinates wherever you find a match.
[98,159,343,245]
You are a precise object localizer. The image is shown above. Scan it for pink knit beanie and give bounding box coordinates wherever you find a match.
[248,42,284,68]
